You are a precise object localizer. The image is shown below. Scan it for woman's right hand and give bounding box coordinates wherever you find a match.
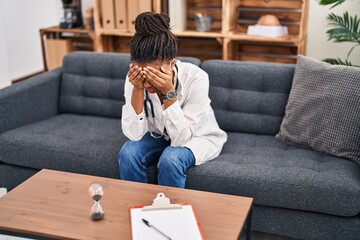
[128,63,144,90]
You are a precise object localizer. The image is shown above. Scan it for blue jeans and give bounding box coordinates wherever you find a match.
[118,133,195,188]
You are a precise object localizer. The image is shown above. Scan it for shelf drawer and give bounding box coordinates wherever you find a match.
[112,36,132,53]
[177,37,222,61]
[235,41,298,64]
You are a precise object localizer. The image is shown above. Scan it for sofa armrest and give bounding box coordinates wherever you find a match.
[0,69,62,134]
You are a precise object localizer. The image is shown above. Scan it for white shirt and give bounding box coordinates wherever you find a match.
[121,60,227,165]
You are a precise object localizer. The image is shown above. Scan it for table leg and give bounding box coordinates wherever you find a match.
[237,208,252,240]
[246,208,252,240]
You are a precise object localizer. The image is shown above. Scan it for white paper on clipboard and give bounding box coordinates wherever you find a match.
[130,193,203,240]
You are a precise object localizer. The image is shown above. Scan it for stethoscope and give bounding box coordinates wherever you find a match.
[144,64,179,118]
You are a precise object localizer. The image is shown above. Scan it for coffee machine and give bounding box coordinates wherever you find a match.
[60,0,84,28]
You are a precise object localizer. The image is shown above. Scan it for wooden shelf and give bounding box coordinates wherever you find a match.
[40,26,95,71]
[40,26,94,35]
[39,0,308,64]
[91,0,309,63]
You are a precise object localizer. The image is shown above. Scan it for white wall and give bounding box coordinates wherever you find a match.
[0,10,11,89]
[307,0,360,65]
[82,0,94,15]
[0,0,93,87]
[0,0,60,87]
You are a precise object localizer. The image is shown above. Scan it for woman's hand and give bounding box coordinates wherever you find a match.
[143,65,174,94]
[128,63,145,115]
[128,63,145,90]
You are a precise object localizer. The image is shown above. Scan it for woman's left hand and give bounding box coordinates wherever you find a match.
[143,66,174,94]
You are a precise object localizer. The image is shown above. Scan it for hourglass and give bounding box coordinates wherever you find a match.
[88,183,105,220]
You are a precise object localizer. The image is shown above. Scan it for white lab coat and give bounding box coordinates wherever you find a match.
[121,60,227,165]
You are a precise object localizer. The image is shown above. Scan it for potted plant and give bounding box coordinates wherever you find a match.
[318,0,360,66]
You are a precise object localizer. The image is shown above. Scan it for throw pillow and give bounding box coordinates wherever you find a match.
[276,55,360,164]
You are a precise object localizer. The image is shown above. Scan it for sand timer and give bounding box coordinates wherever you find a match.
[88,183,105,220]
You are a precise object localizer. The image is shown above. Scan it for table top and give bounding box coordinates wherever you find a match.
[0,169,253,240]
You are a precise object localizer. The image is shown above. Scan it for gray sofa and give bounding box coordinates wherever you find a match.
[0,52,359,240]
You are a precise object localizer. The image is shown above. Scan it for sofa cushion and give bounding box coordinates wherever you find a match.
[276,55,360,164]
[60,52,130,119]
[0,114,127,179]
[202,60,294,135]
[60,52,202,119]
[0,164,38,190]
[186,132,360,217]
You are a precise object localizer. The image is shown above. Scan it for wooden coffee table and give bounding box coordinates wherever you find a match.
[0,169,253,240]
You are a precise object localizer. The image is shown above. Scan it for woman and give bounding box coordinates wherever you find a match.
[118,12,227,188]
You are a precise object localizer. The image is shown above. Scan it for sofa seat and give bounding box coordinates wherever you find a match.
[0,114,127,179]
[186,132,360,217]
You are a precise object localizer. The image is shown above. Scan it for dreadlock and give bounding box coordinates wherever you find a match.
[130,12,177,63]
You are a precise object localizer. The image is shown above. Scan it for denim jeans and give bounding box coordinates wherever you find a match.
[118,132,195,188]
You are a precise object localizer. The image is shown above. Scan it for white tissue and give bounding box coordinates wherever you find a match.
[247,25,288,37]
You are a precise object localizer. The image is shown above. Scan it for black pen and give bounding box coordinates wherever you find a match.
[142,218,172,240]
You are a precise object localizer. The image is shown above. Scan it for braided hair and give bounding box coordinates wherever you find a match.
[130,12,177,63]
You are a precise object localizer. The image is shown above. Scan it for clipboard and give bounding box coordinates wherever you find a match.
[130,193,204,240]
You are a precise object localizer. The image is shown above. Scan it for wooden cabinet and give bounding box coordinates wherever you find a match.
[40,26,95,71]
[92,0,309,63]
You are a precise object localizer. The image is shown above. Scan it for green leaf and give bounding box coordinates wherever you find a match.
[318,0,347,9]
[319,0,360,66]
[323,58,359,67]
[326,12,360,43]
